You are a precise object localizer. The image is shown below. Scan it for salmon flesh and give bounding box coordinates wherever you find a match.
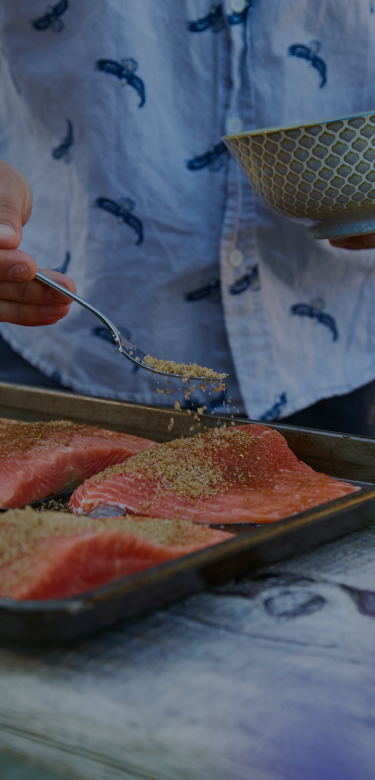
[0,507,233,600]
[70,424,358,524]
[0,419,157,508]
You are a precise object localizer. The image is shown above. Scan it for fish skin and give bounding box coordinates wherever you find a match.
[0,420,157,509]
[70,424,358,525]
[0,509,232,600]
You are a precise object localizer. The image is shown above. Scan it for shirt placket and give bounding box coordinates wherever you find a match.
[220,0,280,418]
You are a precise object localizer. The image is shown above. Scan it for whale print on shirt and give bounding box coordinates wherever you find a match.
[53,252,71,275]
[291,299,338,341]
[260,393,287,421]
[92,327,140,372]
[96,197,144,245]
[187,2,251,32]
[95,58,145,107]
[52,120,73,162]
[186,142,227,171]
[31,0,68,32]
[229,265,260,295]
[185,278,221,303]
[92,326,130,345]
[288,41,327,88]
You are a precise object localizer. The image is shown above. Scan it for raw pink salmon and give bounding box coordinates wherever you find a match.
[70,424,358,524]
[0,419,157,509]
[0,507,232,600]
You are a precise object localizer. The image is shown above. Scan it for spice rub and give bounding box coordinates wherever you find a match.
[70,424,358,524]
[0,419,157,509]
[143,355,227,381]
[0,507,232,600]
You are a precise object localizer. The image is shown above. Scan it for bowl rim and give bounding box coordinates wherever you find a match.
[222,109,375,141]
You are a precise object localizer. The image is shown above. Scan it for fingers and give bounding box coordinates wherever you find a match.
[329,233,375,250]
[0,251,76,291]
[0,299,71,327]
[0,278,72,306]
[0,253,76,305]
[34,268,76,302]
[0,251,76,325]
[0,161,33,250]
[0,248,37,283]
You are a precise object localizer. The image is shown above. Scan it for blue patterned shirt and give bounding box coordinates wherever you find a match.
[1,0,375,419]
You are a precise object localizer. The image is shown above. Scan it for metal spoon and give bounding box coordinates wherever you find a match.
[35,270,205,380]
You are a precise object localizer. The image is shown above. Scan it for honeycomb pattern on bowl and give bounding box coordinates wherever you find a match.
[225,115,375,221]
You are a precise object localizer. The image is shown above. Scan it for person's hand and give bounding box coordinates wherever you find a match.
[329,233,375,250]
[0,160,75,326]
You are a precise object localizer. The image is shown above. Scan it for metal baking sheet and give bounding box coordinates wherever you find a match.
[1,380,375,644]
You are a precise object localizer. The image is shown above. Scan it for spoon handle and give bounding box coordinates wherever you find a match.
[35,271,121,341]
[35,271,206,380]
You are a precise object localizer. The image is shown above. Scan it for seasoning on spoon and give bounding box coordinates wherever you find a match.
[143,355,227,381]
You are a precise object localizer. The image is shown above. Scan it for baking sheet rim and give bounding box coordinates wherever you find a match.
[1,481,374,615]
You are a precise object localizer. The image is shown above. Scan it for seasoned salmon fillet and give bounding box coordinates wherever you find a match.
[0,507,232,600]
[70,424,358,524]
[0,419,157,509]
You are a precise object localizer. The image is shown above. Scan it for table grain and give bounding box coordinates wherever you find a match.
[1,521,375,780]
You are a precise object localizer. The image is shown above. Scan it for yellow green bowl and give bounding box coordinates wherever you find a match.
[223,111,375,239]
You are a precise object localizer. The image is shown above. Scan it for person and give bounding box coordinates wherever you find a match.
[1,1,375,434]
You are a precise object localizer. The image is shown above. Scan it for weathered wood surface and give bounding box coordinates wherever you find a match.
[0,752,69,780]
[1,521,375,780]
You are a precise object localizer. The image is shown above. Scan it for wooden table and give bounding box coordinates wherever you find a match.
[1,519,375,780]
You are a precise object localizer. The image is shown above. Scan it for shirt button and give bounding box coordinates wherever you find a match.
[228,249,244,268]
[227,117,243,135]
[230,0,247,12]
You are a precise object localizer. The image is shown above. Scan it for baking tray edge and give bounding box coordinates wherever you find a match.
[1,485,374,644]
[1,382,375,643]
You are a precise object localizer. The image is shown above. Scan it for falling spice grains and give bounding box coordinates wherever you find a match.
[149,358,231,434]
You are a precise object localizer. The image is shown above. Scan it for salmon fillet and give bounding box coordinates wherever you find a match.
[0,419,157,509]
[70,424,358,524]
[0,507,232,600]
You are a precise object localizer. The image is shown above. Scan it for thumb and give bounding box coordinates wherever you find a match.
[0,161,33,250]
